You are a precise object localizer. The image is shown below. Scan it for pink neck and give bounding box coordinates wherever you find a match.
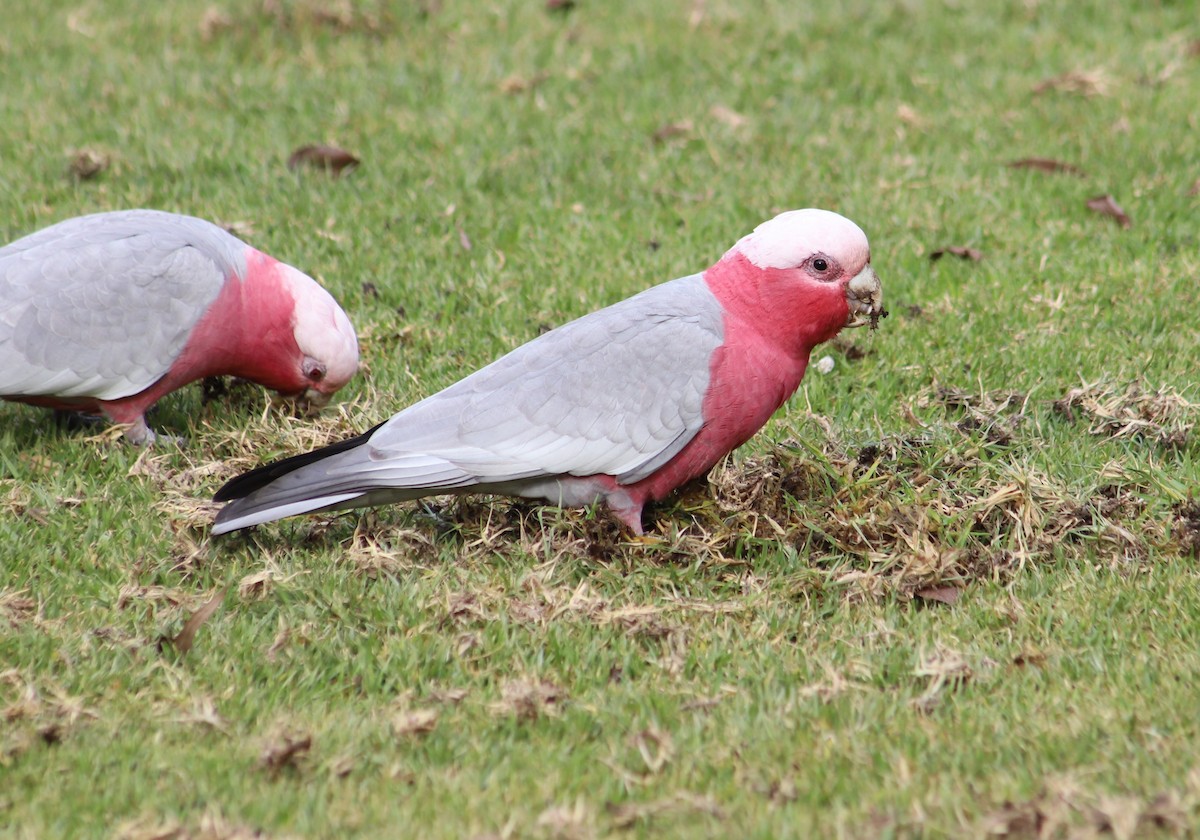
[168,249,304,392]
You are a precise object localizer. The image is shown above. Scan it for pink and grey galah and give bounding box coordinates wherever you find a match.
[212,208,884,535]
[0,209,360,444]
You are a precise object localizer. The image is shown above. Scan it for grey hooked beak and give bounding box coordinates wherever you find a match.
[272,388,333,416]
[299,388,332,415]
[844,265,887,330]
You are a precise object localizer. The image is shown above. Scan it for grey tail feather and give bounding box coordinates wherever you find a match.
[213,420,387,502]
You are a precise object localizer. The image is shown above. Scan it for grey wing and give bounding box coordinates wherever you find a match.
[357,273,725,486]
[0,212,234,400]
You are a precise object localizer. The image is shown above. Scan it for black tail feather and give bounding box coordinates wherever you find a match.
[214,420,388,502]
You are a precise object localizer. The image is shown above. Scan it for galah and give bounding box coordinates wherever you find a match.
[0,209,360,444]
[212,209,884,535]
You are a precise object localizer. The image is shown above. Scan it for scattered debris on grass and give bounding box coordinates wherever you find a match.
[0,591,37,628]
[1006,157,1086,177]
[0,671,98,756]
[160,588,226,655]
[67,148,110,180]
[1172,501,1200,557]
[709,105,748,128]
[979,776,1198,838]
[1086,193,1133,228]
[606,792,726,829]
[1033,69,1110,96]
[1054,379,1195,447]
[175,696,230,734]
[652,121,694,143]
[287,144,360,177]
[913,585,963,605]
[491,678,566,721]
[499,72,550,94]
[630,727,674,775]
[391,708,438,738]
[116,806,276,840]
[930,246,983,262]
[238,563,306,600]
[259,731,313,777]
[919,384,1026,445]
[534,799,594,840]
[913,646,992,713]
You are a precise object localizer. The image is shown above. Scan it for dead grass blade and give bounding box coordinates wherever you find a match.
[161,588,227,655]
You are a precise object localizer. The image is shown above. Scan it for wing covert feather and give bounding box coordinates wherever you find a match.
[365,273,724,485]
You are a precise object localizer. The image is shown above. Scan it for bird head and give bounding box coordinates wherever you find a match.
[730,208,886,336]
[715,211,888,352]
[279,265,360,411]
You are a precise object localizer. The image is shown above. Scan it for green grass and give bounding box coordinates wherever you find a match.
[2,0,1200,837]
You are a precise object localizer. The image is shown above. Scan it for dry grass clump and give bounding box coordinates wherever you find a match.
[1054,379,1196,448]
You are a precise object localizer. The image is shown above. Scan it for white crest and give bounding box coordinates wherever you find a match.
[732,209,869,271]
[282,265,360,388]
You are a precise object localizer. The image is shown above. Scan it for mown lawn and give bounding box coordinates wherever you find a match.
[2,1,1199,837]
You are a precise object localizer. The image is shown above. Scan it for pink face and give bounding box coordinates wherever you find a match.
[722,209,886,343]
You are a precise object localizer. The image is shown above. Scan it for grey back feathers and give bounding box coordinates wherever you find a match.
[212,273,723,532]
[0,210,248,401]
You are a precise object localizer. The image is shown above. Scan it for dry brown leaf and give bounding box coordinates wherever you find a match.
[607,792,725,829]
[1006,157,1086,177]
[1086,194,1132,228]
[199,6,233,40]
[545,0,575,10]
[896,104,924,126]
[534,801,592,837]
[491,678,565,720]
[1188,177,1200,196]
[930,246,983,262]
[1188,40,1200,59]
[0,590,37,627]
[709,105,747,128]
[162,588,226,655]
[914,585,962,605]
[113,816,186,840]
[652,121,693,143]
[260,732,312,775]
[392,708,438,737]
[68,148,109,181]
[498,72,549,94]
[286,144,359,177]
[1033,69,1108,96]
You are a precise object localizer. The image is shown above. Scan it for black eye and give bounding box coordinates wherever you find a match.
[813,258,829,272]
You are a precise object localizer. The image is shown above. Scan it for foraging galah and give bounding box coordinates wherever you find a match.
[212,209,884,535]
[0,209,359,444]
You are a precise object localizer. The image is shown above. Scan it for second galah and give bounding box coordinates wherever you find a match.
[0,210,359,443]
[213,209,884,535]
